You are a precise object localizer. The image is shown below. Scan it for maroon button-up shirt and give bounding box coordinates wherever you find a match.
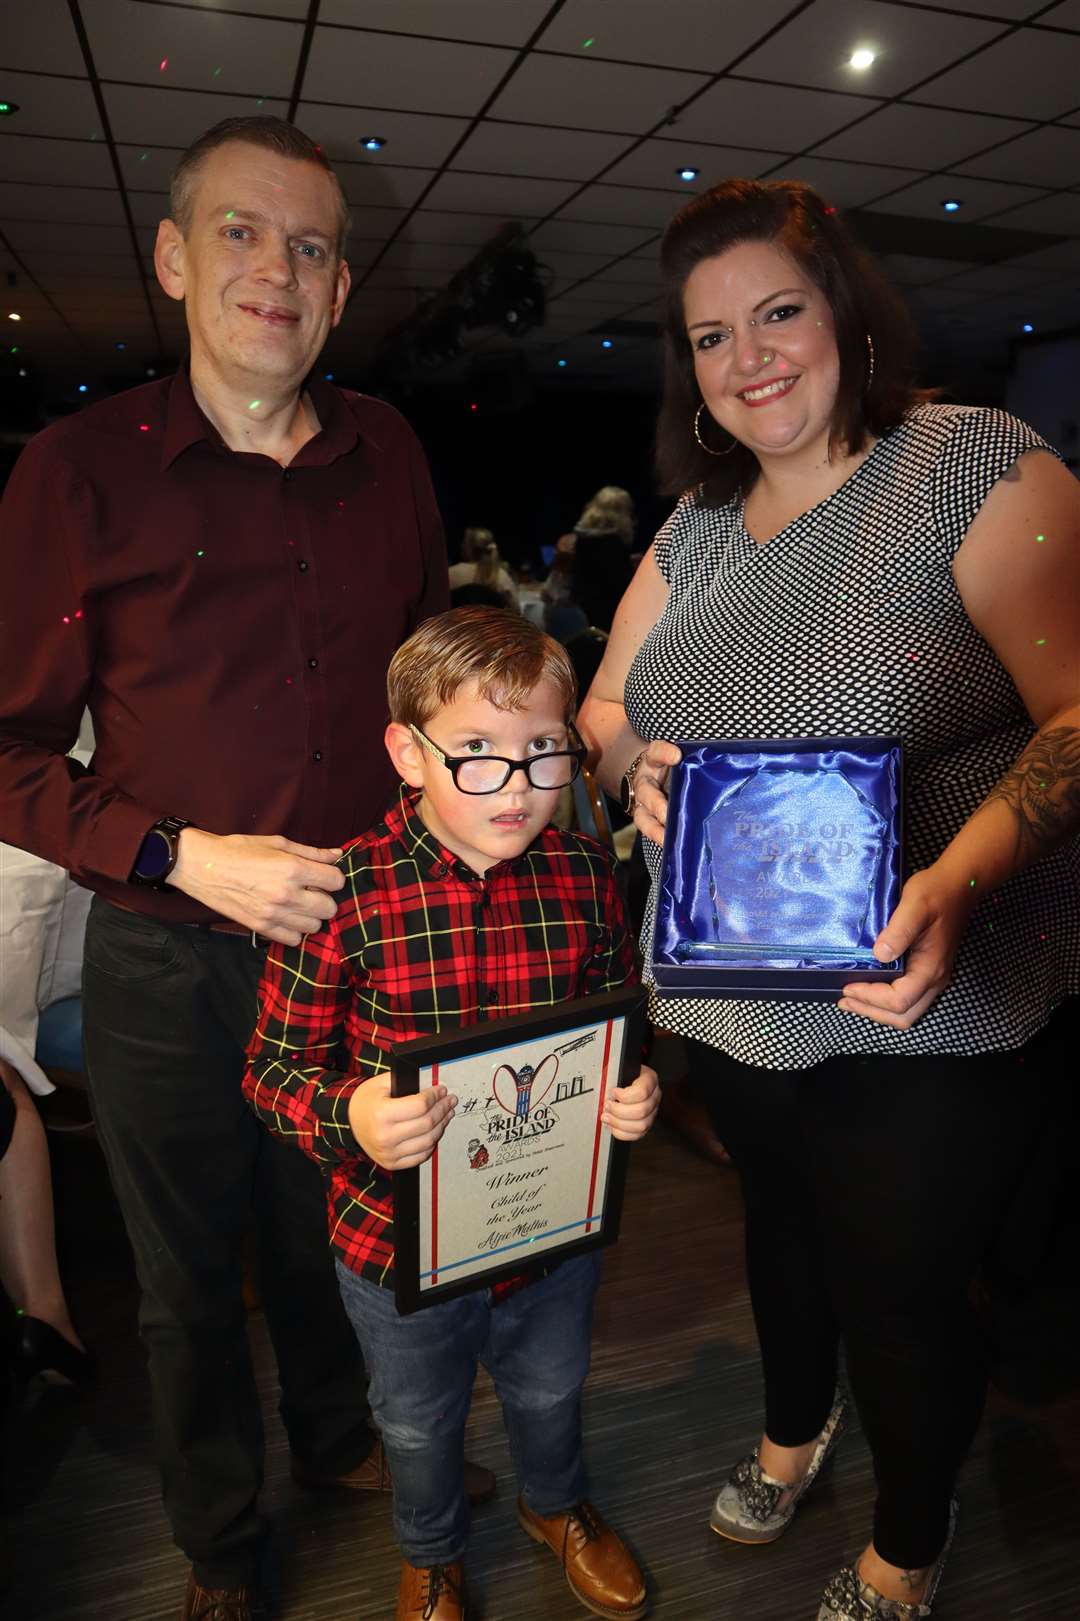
[0,370,448,922]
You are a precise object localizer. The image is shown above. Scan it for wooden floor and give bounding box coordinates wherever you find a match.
[5,1114,1080,1621]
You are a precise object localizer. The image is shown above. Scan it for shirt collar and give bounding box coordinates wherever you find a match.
[389,785,531,883]
[160,365,359,472]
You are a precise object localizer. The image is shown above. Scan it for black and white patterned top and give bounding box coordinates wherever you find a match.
[625,403,1080,1067]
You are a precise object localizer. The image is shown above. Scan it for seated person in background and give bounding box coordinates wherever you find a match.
[448,526,518,608]
[0,715,95,1385]
[572,499,635,633]
[244,606,660,1621]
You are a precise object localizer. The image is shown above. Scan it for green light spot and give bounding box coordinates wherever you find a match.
[256,98,265,107]
[9,346,17,354]
[1036,533,1045,542]
[969,878,976,888]
[196,549,205,557]
[225,210,235,219]
[248,399,261,410]
[213,66,222,77]
[139,151,148,161]
[1036,637,1047,646]
[583,37,594,48]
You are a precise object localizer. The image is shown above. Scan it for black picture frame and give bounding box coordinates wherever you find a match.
[390,985,647,1315]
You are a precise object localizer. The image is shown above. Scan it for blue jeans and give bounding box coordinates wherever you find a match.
[336,1252,601,1566]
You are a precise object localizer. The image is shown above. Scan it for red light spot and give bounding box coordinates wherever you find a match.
[160,57,168,72]
[337,500,345,509]
[469,402,478,411]
[62,615,71,624]
[75,609,83,620]
[139,423,150,432]
[824,205,837,215]
[285,677,293,685]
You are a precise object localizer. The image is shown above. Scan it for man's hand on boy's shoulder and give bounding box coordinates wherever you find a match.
[601,1064,661,1142]
[347,1075,457,1170]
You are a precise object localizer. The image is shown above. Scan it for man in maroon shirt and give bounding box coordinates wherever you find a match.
[0,117,482,1619]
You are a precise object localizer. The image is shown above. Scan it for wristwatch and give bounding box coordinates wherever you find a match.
[130,815,191,888]
[618,750,648,816]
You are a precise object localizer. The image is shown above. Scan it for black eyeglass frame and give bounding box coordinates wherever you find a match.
[409,723,587,795]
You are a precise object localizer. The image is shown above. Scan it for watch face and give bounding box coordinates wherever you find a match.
[136,829,172,881]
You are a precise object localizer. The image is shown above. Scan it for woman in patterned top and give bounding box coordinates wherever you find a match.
[579,180,1080,1621]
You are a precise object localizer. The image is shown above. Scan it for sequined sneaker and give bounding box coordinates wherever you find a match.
[816,1498,958,1619]
[709,1393,846,1545]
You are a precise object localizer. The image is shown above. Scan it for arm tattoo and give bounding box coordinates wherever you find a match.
[982,726,1080,865]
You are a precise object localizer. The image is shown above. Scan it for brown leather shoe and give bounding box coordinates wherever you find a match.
[394,1559,467,1620]
[517,1496,647,1619]
[291,1438,496,1505]
[179,1572,261,1621]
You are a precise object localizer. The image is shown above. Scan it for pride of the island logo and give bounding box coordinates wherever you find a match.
[460,1028,600,1166]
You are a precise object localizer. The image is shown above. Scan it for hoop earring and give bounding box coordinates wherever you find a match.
[694,402,737,457]
[865,333,875,392]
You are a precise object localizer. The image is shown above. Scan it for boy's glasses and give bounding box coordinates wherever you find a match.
[409,724,586,795]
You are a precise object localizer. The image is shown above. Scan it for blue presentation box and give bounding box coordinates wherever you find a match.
[652,737,904,1002]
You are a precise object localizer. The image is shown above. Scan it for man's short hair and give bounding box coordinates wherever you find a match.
[169,116,350,254]
[387,607,577,731]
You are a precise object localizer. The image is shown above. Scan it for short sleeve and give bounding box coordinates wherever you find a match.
[651,490,697,585]
[931,407,1058,559]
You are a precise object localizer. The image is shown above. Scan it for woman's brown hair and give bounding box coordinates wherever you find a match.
[655,179,930,507]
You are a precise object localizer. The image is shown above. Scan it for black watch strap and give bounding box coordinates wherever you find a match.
[130,815,191,888]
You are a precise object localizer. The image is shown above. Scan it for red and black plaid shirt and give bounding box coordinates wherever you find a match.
[243,785,636,1286]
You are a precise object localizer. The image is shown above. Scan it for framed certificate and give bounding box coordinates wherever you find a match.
[390,985,646,1315]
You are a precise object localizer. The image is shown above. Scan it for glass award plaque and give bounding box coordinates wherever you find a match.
[652,738,903,1001]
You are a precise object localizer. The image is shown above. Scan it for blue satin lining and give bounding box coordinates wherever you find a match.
[655,742,902,972]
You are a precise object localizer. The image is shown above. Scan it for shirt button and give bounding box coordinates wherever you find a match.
[312,750,322,762]
[431,862,445,878]
[486,987,499,1005]
[283,469,294,481]
[297,560,309,572]
[307,657,319,669]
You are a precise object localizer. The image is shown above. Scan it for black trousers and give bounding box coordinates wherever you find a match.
[82,898,373,1588]
[693,1017,1059,1570]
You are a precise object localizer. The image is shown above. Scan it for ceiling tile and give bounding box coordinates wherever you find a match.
[733,0,1003,98]
[951,124,1080,188]
[4,220,133,255]
[816,103,1036,169]
[421,171,578,216]
[0,134,115,187]
[0,71,103,141]
[603,138,790,189]
[85,1,300,96]
[529,218,659,255]
[181,0,309,14]
[344,205,409,241]
[335,163,437,210]
[451,121,630,181]
[1009,239,1080,270]
[398,210,528,245]
[118,146,183,190]
[558,184,685,229]
[0,0,84,74]
[915,29,1080,119]
[534,249,619,277]
[488,55,709,135]
[127,193,173,228]
[379,241,478,273]
[295,104,468,168]
[1035,0,1080,25]
[319,0,554,45]
[934,264,1069,293]
[869,173,1048,222]
[589,257,662,287]
[363,265,455,290]
[0,181,126,226]
[103,86,289,147]
[902,0,1048,14]
[303,30,515,115]
[980,191,1080,233]
[676,78,880,151]
[763,157,923,209]
[537,0,800,72]
[879,253,981,284]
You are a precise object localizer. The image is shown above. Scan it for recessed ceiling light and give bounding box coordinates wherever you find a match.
[677,166,700,181]
[557,358,568,367]
[942,198,962,213]
[78,384,88,393]
[361,136,387,151]
[7,312,21,321]
[146,366,157,376]
[849,48,876,70]
[0,101,18,116]
[601,338,613,349]
[17,367,27,376]
[116,341,126,350]
[324,372,334,380]
[1022,322,1034,333]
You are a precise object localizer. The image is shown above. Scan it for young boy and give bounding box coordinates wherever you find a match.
[244,607,659,1621]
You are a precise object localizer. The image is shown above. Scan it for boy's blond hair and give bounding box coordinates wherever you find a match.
[387,606,576,730]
